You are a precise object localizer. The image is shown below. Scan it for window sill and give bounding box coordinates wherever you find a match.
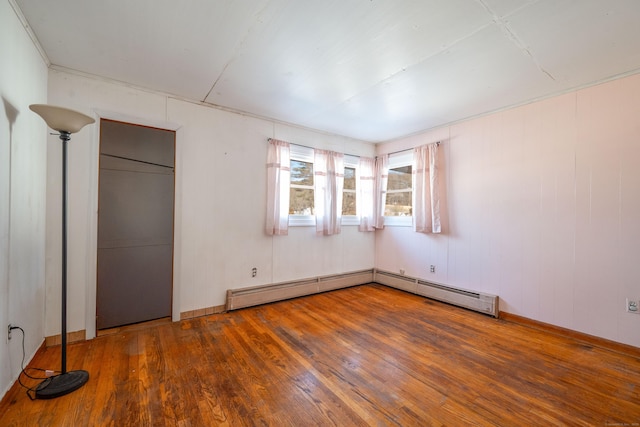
[342,216,360,226]
[289,215,315,227]
[383,216,413,227]
[288,215,362,227]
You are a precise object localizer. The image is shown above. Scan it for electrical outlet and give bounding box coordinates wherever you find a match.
[430,265,436,273]
[251,267,257,278]
[626,298,639,314]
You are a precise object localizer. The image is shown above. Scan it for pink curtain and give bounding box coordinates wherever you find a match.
[314,150,344,235]
[413,143,440,233]
[358,157,375,231]
[374,154,388,229]
[265,139,290,235]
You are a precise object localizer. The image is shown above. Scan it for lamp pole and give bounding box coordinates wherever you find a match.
[29,104,93,399]
[60,130,70,375]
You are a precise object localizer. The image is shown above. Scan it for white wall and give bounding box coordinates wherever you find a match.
[46,69,376,338]
[0,0,49,398]
[376,73,640,347]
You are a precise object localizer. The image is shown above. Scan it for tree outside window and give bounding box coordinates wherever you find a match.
[289,159,314,215]
[385,165,412,216]
[287,147,361,225]
[342,167,356,216]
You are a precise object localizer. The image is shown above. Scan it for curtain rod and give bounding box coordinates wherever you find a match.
[267,138,364,158]
[268,138,440,158]
[376,140,440,157]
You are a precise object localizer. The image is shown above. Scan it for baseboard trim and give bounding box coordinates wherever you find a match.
[97,317,172,337]
[500,312,640,359]
[181,304,226,320]
[45,330,86,347]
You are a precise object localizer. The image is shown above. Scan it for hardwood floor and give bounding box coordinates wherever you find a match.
[1,284,639,426]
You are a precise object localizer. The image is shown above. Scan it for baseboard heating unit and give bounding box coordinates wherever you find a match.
[226,268,498,318]
[226,269,375,310]
[373,270,499,317]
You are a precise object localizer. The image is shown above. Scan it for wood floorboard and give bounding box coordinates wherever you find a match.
[1,284,639,426]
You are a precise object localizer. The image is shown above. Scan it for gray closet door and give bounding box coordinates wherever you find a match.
[97,120,175,330]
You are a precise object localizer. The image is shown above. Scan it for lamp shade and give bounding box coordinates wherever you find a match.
[29,104,95,133]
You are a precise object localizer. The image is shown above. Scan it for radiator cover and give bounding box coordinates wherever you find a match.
[374,269,499,317]
[226,268,498,318]
[226,269,374,310]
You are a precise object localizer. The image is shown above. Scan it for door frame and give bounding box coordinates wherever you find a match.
[85,109,183,339]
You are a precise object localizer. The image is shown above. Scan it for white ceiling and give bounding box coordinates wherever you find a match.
[14,0,640,142]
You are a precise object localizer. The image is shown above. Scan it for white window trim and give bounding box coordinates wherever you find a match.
[342,155,359,226]
[384,150,413,227]
[289,145,315,227]
[288,146,363,227]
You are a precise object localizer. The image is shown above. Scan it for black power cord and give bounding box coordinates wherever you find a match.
[10,326,60,400]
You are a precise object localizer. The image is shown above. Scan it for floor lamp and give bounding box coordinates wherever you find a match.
[29,104,95,399]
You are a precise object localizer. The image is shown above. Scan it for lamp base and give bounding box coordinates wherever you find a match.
[35,370,89,399]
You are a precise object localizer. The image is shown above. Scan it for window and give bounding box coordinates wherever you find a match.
[289,159,314,215]
[342,155,360,225]
[385,165,412,216]
[342,166,356,215]
[288,146,361,227]
[288,145,315,226]
[384,151,413,226]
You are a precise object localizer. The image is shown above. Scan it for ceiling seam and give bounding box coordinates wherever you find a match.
[306,1,549,123]
[474,0,556,81]
[381,66,640,145]
[9,0,51,67]
[499,0,542,20]
[202,61,233,103]
[307,19,499,122]
[47,64,374,143]
[202,1,273,103]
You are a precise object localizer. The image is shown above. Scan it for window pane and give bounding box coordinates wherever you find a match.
[387,165,412,190]
[289,188,314,215]
[290,160,314,185]
[344,167,356,190]
[342,192,356,215]
[384,191,412,216]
